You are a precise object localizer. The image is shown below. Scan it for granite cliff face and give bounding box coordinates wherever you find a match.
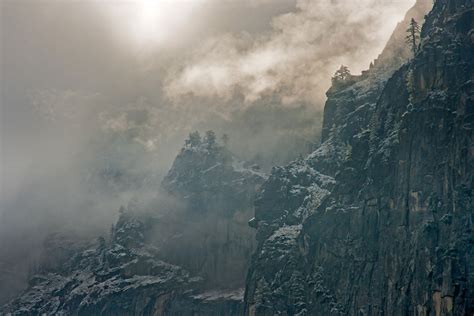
[245,0,473,315]
[2,135,264,315]
[159,132,265,289]
[2,0,473,315]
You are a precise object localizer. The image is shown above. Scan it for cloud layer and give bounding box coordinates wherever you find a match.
[0,0,418,302]
[165,0,414,106]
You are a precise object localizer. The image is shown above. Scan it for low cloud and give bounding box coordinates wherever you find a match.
[165,0,414,106]
[0,0,418,302]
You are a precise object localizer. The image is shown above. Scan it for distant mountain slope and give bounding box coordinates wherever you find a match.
[1,133,265,315]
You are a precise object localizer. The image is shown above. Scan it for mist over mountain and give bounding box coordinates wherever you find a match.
[2,0,473,314]
[1,0,409,285]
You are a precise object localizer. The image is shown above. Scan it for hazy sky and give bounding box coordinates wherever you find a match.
[0,0,427,303]
[0,0,420,261]
[1,0,415,199]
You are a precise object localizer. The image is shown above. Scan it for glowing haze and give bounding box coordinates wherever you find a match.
[98,0,205,50]
[1,0,424,303]
[1,0,419,225]
[100,0,416,106]
[163,0,416,105]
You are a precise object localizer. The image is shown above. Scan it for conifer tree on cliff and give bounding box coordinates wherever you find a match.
[406,18,420,55]
[332,65,351,83]
[204,130,217,148]
[221,133,229,146]
[186,131,202,147]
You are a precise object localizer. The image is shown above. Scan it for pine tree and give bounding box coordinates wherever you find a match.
[204,130,217,148]
[186,131,202,147]
[221,133,229,146]
[406,18,420,55]
[332,65,351,83]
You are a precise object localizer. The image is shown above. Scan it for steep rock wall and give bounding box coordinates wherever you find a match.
[2,136,264,315]
[245,0,473,315]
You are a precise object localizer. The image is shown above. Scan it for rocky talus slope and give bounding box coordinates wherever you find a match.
[244,0,473,315]
[1,136,265,315]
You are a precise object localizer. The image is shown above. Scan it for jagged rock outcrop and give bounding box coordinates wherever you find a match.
[245,0,473,315]
[321,0,433,143]
[3,0,472,314]
[2,134,265,315]
[371,0,433,75]
[158,132,265,289]
[1,210,195,315]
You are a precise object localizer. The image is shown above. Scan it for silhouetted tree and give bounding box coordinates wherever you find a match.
[204,130,217,148]
[406,18,420,55]
[221,133,229,146]
[186,131,202,147]
[332,65,351,83]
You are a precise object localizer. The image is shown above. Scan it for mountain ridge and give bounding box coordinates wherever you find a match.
[244,0,473,314]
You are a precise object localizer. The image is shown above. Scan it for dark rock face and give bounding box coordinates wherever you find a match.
[1,211,194,315]
[245,0,473,315]
[1,137,264,315]
[159,135,265,289]
[2,0,472,315]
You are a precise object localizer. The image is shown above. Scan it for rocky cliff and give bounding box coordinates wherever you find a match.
[1,134,265,315]
[2,0,472,315]
[158,131,265,289]
[245,0,473,315]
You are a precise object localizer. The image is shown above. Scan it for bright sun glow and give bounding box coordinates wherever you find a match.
[137,0,205,45]
[134,0,167,44]
[103,0,203,49]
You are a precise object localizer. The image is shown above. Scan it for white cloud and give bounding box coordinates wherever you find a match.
[165,0,415,106]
